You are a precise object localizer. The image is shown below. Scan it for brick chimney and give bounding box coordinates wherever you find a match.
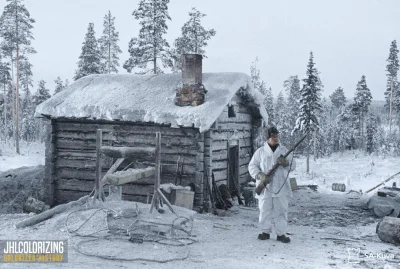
[175,54,206,106]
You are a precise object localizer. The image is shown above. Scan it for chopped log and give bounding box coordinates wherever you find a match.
[106,167,156,185]
[376,217,400,245]
[100,146,155,159]
[16,195,89,228]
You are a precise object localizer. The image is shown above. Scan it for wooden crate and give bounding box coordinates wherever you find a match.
[170,189,194,210]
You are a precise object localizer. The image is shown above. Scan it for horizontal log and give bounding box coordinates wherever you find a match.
[56,158,111,169]
[213,169,227,182]
[217,122,252,131]
[211,130,251,141]
[56,178,155,196]
[56,131,116,141]
[212,150,228,161]
[212,141,227,152]
[54,189,148,205]
[101,146,156,159]
[56,121,199,138]
[57,151,98,158]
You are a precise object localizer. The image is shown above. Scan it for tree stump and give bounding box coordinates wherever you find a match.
[376,216,400,245]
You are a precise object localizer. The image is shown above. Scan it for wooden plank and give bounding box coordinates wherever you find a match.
[95,129,103,200]
[107,167,156,185]
[44,119,56,206]
[212,159,228,170]
[101,146,156,159]
[213,168,227,182]
[212,150,228,161]
[211,140,227,152]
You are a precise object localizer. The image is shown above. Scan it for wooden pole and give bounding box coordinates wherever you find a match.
[94,129,103,204]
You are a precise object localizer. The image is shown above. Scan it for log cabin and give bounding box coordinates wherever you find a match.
[35,54,268,210]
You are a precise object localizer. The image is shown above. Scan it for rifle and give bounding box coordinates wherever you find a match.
[255,133,308,195]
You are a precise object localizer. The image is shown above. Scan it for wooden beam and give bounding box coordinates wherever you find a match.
[107,167,156,185]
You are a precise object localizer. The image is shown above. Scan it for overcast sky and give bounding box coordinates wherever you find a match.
[1,0,400,101]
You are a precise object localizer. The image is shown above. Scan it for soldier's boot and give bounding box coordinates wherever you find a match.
[257,232,270,240]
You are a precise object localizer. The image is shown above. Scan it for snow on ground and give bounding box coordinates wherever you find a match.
[0,142,45,172]
[0,144,400,269]
[292,150,400,194]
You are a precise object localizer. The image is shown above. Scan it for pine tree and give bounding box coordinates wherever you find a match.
[329,87,346,111]
[385,40,399,132]
[295,52,323,172]
[250,57,261,91]
[284,75,301,147]
[54,76,65,94]
[366,113,378,154]
[32,80,50,106]
[172,7,216,71]
[336,105,354,151]
[21,86,34,141]
[264,86,274,124]
[32,80,50,141]
[99,11,122,74]
[353,75,372,148]
[0,0,36,153]
[123,0,172,74]
[74,23,101,80]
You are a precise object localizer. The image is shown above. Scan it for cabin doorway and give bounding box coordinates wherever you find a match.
[227,141,240,195]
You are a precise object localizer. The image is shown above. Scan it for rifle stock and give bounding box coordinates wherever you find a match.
[254,133,308,195]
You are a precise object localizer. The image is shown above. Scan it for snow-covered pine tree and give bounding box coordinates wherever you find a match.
[32,80,50,106]
[385,40,399,133]
[336,105,354,151]
[366,113,378,154]
[353,75,372,149]
[21,86,34,141]
[74,23,101,80]
[172,7,216,72]
[284,75,301,148]
[250,57,261,91]
[32,80,50,141]
[123,0,172,74]
[264,86,274,125]
[329,87,346,112]
[99,11,122,74]
[0,0,36,153]
[275,91,291,146]
[295,52,323,172]
[54,76,65,94]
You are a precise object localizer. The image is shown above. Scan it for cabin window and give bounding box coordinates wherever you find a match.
[228,105,236,118]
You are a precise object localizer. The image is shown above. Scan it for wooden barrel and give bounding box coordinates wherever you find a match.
[332,183,346,192]
[376,216,400,245]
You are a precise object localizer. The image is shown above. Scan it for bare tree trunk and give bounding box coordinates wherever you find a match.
[313,128,317,161]
[16,44,20,154]
[306,147,310,173]
[3,81,6,143]
[11,57,15,147]
[389,78,393,134]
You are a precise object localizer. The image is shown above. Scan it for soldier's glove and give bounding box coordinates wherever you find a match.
[277,155,289,167]
[256,172,271,186]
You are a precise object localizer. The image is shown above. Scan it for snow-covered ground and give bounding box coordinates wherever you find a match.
[0,142,45,172]
[0,143,400,269]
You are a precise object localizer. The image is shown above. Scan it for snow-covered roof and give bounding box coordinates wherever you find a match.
[35,72,268,132]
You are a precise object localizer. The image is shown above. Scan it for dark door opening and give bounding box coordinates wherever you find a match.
[228,144,239,195]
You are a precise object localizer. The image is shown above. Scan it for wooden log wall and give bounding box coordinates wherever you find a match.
[52,120,204,206]
[211,98,254,186]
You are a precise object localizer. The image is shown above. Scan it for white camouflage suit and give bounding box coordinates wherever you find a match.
[248,142,296,236]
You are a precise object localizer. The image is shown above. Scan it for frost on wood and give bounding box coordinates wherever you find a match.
[35,73,267,132]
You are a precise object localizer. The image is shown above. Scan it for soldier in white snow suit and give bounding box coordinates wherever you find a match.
[248,126,296,243]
